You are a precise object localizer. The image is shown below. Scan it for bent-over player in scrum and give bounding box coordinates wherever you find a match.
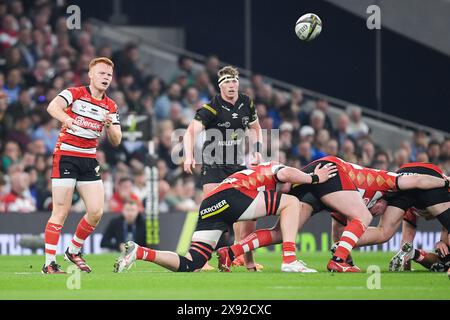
[113,161,337,273]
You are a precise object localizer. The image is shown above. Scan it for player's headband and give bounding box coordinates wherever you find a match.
[218,75,239,86]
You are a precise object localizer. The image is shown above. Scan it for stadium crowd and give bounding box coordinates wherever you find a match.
[0,0,449,214]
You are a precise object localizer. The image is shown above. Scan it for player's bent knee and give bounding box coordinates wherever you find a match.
[177,242,213,272]
[87,209,103,222]
[281,194,300,211]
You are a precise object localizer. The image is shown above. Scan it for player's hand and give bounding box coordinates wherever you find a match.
[103,113,113,128]
[251,152,263,165]
[183,156,196,174]
[313,163,338,183]
[435,240,449,258]
[62,117,76,131]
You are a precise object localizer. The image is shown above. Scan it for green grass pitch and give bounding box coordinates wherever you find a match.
[0,251,449,300]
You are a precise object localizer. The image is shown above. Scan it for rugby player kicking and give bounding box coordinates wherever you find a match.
[218,156,449,272]
[113,161,337,273]
[42,57,122,274]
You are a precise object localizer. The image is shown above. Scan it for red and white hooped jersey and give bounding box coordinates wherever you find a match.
[320,156,400,208]
[54,86,120,158]
[206,162,285,199]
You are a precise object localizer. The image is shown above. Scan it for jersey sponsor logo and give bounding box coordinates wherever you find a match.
[218,139,242,146]
[72,100,107,122]
[222,177,238,184]
[200,200,229,218]
[398,172,419,176]
[74,116,102,131]
[217,122,231,128]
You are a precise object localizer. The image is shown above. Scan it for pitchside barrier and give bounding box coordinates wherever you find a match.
[0,211,442,255]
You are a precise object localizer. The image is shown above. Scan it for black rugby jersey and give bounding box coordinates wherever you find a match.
[194,93,258,166]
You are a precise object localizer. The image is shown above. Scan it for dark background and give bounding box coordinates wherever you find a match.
[74,0,450,131]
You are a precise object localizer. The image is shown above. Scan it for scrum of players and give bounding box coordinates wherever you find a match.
[115,155,450,275]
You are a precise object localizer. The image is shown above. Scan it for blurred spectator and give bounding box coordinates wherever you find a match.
[416,150,429,163]
[332,112,350,151]
[372,150,390,171]
[5,113,31,150]
[171,55,195,87]
[279,122,293,154]
[309,109,325,133]
[158,179,170,214]
[427,140,441,164]
[6,88,33,121]
[439,139,450,163]
[114,42,143,85]
[0,170,36,212]
[325,138,339,156]
[312,99,333,132]
[391,147,410,171]
[346,105,369,139]
[158,127,177,170]
[143,75,164,100]
[399,140,413,162]
[312,129,329,160]
[1,140,21,172]
[411,130,428,161]
[3,68,21,103]
[0,14,18,53]
[109,176,143,213]
[15,27,36,69]
[31,114,58,155]
[181,86,200,121]
[296,140,313,165]
[299,125,315,143]
[154,82,181,120]
[340,138,357,163]
[194,70,215,101]
[289,88,308,121]
[100,199,146,252]
[0,172,6,197]
[205,54,219,84]
[132,168,147,202]
[360,139,375,167]
[165,177,198,212]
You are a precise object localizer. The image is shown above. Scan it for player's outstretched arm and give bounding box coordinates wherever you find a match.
[183,119,204,174]
[276,163,337,185]
[397,174,449,191]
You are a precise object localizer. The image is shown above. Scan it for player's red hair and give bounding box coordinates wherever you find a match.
[89,57,114,70]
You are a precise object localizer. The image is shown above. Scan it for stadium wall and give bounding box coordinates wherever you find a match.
[0,212,442,255]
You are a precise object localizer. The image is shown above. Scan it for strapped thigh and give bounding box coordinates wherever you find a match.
[264,190,282,216]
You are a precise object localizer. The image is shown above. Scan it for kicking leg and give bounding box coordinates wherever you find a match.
[42,179,75,274]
